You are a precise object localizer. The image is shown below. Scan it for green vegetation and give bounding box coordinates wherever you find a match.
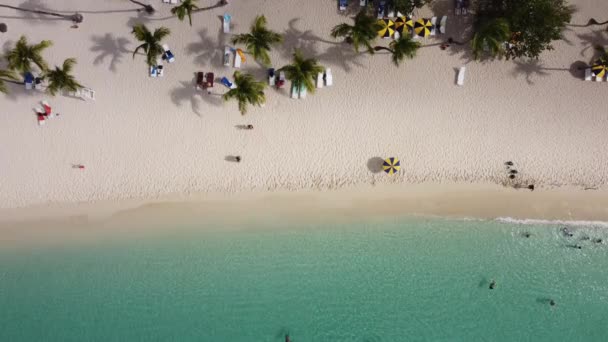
[231,15,283,66]
[223,71,267,115]
[471,18,510,60]
[131,24,171,67]
[331,10,380,54]
[43,58,83,96]
[171,0,199,26]
[278,49,325,95]
[374,36,420,66]
[474,0,573,59]
[0,69,18,94]
[5,36,52,74]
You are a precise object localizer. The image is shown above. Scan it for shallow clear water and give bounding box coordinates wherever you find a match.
[1,218,607,341]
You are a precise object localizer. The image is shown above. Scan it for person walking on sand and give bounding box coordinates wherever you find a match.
[245,124,253,129]
[235,156,241,162]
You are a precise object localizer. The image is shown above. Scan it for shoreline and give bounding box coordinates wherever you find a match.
[2,183,607,232]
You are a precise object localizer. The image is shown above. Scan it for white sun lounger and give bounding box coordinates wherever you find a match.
[595,73,603,82]
[316,72,324,88]
[223,14,231,34]
[299,85,307,99]
[324,68,333,86]
[439,16,447,34]
[170,0,178,4]
[223,46,231,66]
[430,17,437,36]
[150,65,158,77]
[291,83,298,99]
[234,51,241,68]
[162,0,170,3]
[584,68,592,81]
[360,0,367,6]
[457,66,466,86]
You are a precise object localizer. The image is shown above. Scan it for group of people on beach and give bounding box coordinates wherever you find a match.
[505,161,534,191]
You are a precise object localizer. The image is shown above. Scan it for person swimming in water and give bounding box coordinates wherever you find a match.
[549,300,556,306]
[566,244,582,249]
[285,334,291,342]
[522,232,532,238]
[561,227,573,237]
[489,280,496,289]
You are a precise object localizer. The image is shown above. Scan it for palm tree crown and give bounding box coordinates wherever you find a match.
[131,24,171,67]
[171,0,199,26]
[44,58,83,96]
[374,36,420,66]
[0,69,19,94]
[278,49,324,94]
[231,15,283,66]
[471,18,510,60]
[5,36,52,74]
[223,71,267,115]
[331,10,381,53]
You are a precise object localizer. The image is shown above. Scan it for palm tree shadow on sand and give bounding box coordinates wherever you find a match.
[186,29,216,67]
[170,78,223,117]
[510,59,586,84]
[90,33,131,73]
[0,0,61,25]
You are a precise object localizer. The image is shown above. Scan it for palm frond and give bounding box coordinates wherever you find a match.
[388,36,420,66]
[131,24,150,42]
[331,23,353,39]
[153,27,171,41]
[278,49,324,94]
[223,71,266,115]
[231,15,282,66]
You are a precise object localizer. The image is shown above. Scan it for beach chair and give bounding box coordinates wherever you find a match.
[162,44,175,63]
[387,7,394,18]
[223,14,231,34]
[37,113,46,126]
[205,72,214,88]
[584,68,592,81]
[268,68,276,86]
[339,0,347,11]
[299,84,307,99]
[439,16,447,34]
[234,50,241,68]
[34,77,43,90]
[277,71,286,88]
[223,46,231,66]
[221,76,236,89]
[325,68,333,86]
[157,64,164,77]
[41,100,54,118]
[291,83,298,99]
[316,72,324,88]
[150,65,158,77]
[24,72,34,90]
[196,72,205,90]
[81,87,95,100]
[457,66,466,86]
[462,0,469,15]
[377,1,386,18]
[170,0,178,4]
[430,17,437,36]
[455,0,462,15]
[595,74,603,82]
[360,0,367,6]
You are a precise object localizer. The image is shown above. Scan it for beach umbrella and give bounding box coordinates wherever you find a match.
[382,157,401,175]
[591,60,607,78]
[377,18,395,39]
[394,16,413,35]
[414,18,433,38]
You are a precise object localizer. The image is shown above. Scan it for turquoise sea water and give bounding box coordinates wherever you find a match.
[1,217,607,341]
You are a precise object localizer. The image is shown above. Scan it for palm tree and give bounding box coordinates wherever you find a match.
[471,18,510,60]
[278,49,324,95]
[595,45,608,63]
[373,36,420,66]
[131,24,171,67]
[5,36,52,74]
[43,58,83,96]
[331,9,381,53]
[171,0,198,26]
[0,4,82,22]
[222,71,266,115]
[231,15,283,66]
[0,69,18,94]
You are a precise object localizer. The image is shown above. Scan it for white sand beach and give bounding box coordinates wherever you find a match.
[0,0,607,220]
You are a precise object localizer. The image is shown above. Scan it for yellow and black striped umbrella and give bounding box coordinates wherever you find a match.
[414,18,433,38]
[394,16,413,34]
[382,157,401,175]
[377,18,395,39]
[591,61,607,78]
